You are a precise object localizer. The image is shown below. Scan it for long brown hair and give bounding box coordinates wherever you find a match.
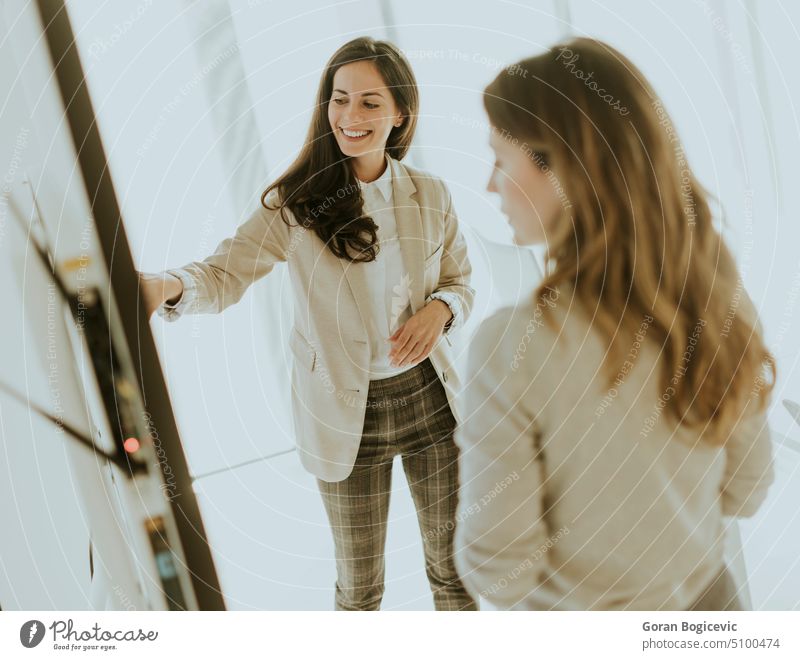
[484,37,775,445]
[262,37,418,262]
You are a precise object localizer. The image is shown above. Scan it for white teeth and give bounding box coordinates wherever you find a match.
[342,128,369,138]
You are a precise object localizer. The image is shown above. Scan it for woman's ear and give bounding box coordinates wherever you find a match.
[394,115,404,127]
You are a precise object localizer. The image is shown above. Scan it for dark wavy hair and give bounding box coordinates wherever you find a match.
[261,37,418,262]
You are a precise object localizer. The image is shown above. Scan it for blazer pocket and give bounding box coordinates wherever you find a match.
[424,243,443,268]
[289,327,316,372]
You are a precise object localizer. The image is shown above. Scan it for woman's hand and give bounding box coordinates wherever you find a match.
[138,271,183,320]
[387,300,452,367]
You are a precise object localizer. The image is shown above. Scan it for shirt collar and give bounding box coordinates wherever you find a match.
[358,154,393,202]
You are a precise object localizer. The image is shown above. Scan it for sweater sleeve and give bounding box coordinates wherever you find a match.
[719,402,775,518]
[453,311,549,608]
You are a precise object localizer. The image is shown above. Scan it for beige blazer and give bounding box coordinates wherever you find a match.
[167,156,474,481]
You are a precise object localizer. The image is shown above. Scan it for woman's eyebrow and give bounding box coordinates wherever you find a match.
[332,89,385,98]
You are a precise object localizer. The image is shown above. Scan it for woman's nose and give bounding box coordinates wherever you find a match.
[342,108,364,126]
[487,172,497,194]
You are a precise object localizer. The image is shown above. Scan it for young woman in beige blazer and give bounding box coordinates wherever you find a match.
[140,37,476,610]
[454,38,776,611]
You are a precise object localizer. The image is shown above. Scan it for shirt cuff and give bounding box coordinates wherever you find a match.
[156,269,197,322]
[428,291,461,335]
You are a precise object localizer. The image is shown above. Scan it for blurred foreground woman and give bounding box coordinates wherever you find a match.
[453,37,776,610]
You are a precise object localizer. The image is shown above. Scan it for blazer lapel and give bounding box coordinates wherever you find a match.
[338,157,425,336]
[392,158,425,315]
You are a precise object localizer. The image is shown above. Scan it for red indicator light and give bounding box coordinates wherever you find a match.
[123,437,140,453]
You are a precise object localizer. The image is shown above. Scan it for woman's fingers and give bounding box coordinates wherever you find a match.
[399,332,435,366]
[388,324,412,362]
[404,340,432,366]
[389,308,444,365]
[393,338,418,366]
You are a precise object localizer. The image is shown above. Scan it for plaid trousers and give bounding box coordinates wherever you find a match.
[316,358,478,611]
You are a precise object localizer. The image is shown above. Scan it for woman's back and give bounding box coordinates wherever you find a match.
[454,290,774,610]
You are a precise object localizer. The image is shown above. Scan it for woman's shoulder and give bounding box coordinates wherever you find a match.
[393,157,451,200]
[258,187,301,226]
[469,287,586,369]
[472,304,530,348]
[462,302,555,427]
[241,187,298,250]
[468,302,543,373]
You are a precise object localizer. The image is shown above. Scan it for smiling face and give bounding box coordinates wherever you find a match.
[327,60,404,164]
[486,127,563,245]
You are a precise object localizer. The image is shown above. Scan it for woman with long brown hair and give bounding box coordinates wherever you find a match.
[453,37,775,610]
[139,36,476,610]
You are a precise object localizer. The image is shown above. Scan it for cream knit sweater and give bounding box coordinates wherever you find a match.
[453,290,774,610]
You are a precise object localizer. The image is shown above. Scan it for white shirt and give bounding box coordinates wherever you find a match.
[358,154,415,380]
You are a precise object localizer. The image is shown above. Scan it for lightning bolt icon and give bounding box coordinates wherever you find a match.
[28,622,37,643]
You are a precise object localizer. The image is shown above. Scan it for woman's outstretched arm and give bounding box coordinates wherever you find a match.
[140,195,291,320]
